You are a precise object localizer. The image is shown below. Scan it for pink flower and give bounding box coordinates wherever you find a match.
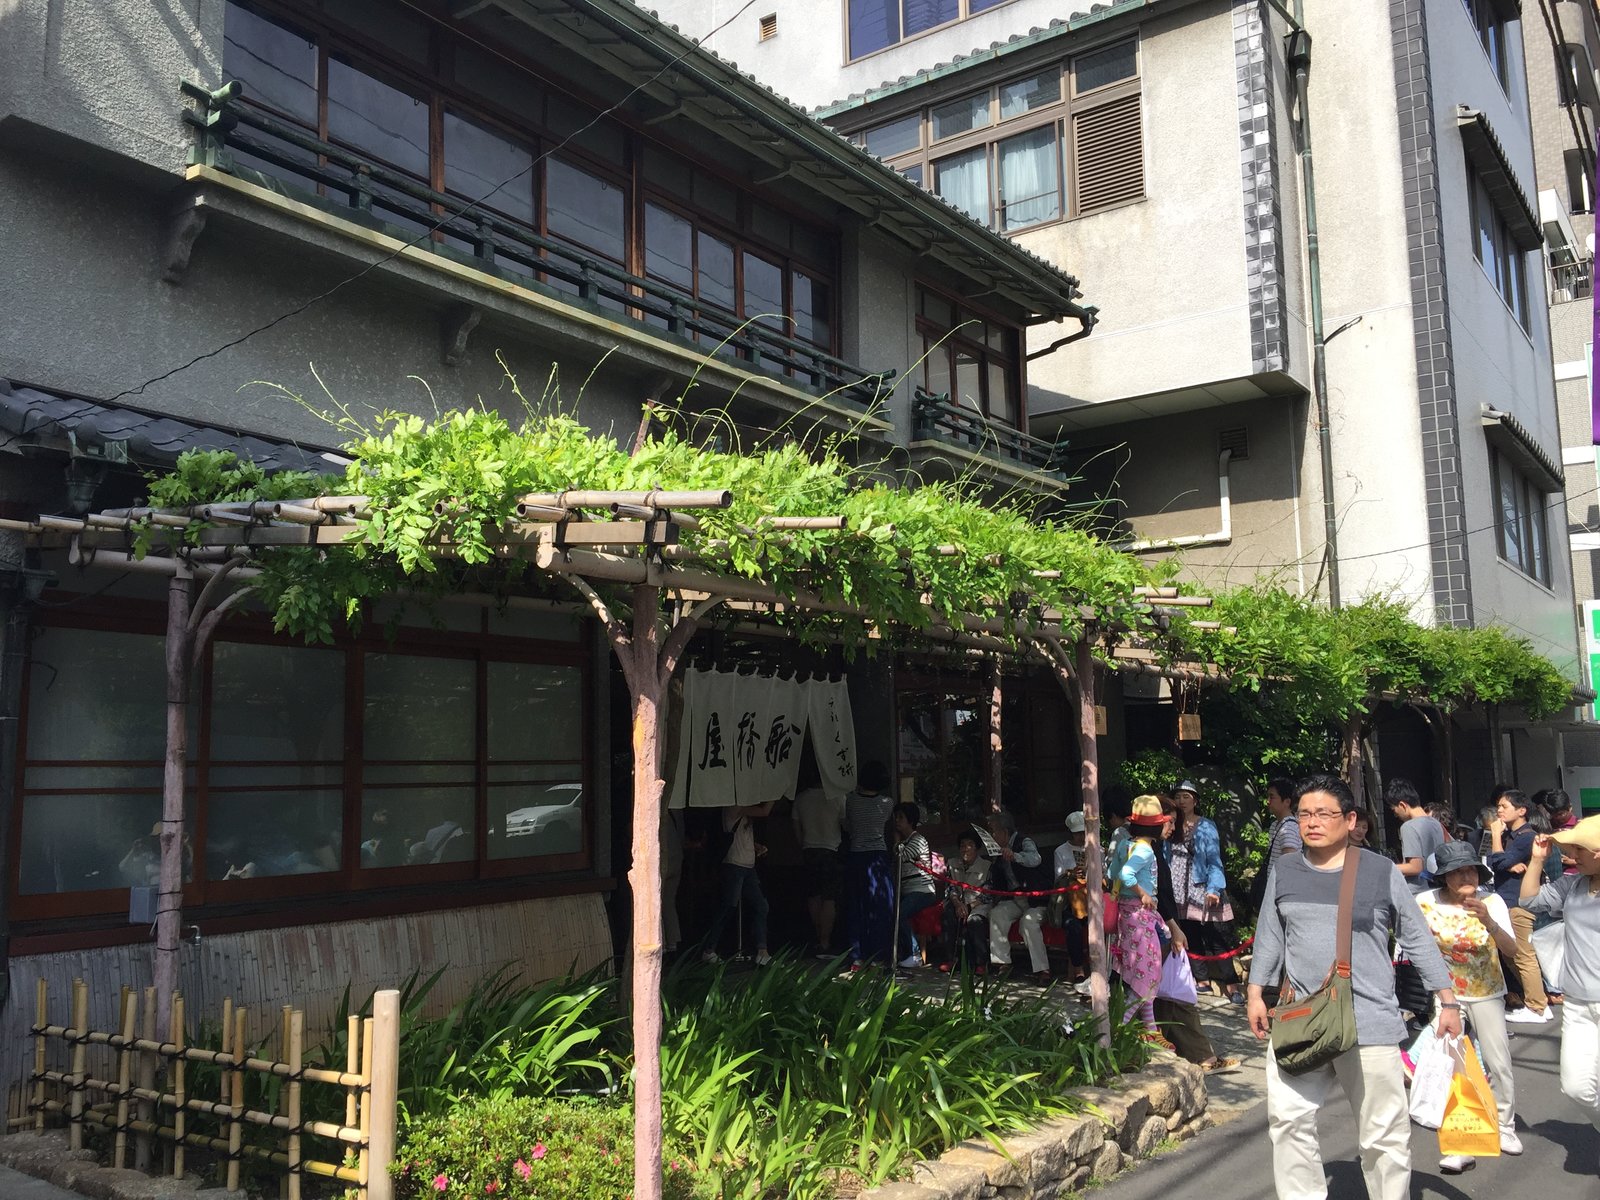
[432,1175,449,1192]
[530,1144,546,1161]
[485,1183,499,1195]
[513,1160,531,1181]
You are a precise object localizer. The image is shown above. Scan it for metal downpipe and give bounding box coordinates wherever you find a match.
[1287,21,1342,609]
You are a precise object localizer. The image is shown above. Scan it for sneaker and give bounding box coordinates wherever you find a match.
[898,955,922,969]
[1438,1155,1476,1175]
[814,950,836,961]
[700,951,721,965]
[1506,1007,1551,1024]
[1228,991,1247,1006]
[753,951,771,967]
[1500,1131,1523,1155]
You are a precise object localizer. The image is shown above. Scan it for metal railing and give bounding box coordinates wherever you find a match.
[180,81,894,411]
[911,387,1073,481]
[1549,255,1594,304]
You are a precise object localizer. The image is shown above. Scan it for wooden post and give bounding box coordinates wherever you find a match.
[171,993,186,1180]
[344,1014,359,1140]
[358,1017,374,1194]
[626,583,666,1200]
[154,569,194,1040]
[114,989,137,1168]
[68,979,87,1152]
[218,998,233,1107]
[227,1007,245,1194]
[287,1010,303,1200]
[367,990,400,1200]
[135,986,157,1171]
[1074,637,1111,1045]
[278,1006,292,1200]
[986,657,1003,812]
[32,980,46,1134]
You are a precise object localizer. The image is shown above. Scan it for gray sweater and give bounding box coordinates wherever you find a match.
[1249,848,1453,1046]
[1520,873,1600,1003]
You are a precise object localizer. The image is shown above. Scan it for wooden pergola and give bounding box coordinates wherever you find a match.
[2,488,1221,1200]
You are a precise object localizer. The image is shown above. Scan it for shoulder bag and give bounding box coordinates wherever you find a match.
[1270,849,1360,1074]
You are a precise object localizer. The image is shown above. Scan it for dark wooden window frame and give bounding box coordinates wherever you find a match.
[223,0,841,351]
[850,38,1142,230]
[915,282,1026,428]
[10,596,594,926]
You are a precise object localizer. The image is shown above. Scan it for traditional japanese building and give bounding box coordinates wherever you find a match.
[0,0,1101,1083]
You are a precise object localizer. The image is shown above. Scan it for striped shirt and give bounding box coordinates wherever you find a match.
[899,832,936,894]
[844,789,893,852]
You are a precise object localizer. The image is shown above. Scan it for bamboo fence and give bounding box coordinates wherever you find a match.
[22,980,399,1200]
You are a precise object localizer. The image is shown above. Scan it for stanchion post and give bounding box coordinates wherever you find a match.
[367,990,400,1200]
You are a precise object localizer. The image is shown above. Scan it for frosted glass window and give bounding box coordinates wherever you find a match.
[487,662,582,762]
[26,629,165,762]
[210,641,344,767]
[208,790,342,879]
[19,794,166,895]
[932,92,991,141]
[1000,69,1061,119]
[363,654,474,761]
[863,114,922,160]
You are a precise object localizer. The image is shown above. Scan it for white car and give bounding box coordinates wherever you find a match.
[503,784,583,852]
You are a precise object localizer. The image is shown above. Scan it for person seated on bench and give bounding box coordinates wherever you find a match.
[986,809,1051,986]
[939,830,992,972]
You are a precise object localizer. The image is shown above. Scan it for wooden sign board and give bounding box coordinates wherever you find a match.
[1177,713,1202,741]
[1094,705,1108,736]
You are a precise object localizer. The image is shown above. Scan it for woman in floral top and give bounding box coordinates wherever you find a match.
[1416,838,1522,1175]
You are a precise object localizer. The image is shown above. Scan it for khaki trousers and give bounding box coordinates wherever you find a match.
[1266,1044,1410,1200]
[1509,907,1548,1014]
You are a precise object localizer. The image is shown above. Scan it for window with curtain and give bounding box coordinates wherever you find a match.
[1469,169,1531,330]
[848,39,1141,228]
[219,1,840,354]
[13,611,594,923]
[1492,450,1551,585]
[916,285,1022,427]
[847,0,1024,59]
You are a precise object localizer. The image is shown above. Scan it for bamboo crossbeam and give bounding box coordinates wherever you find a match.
[515,502,569,521]
[514,489,732,510]
[759,516,848,530]
[27,1025,366,1085]
[1148,597,1215,609]
[0,518,44,535]
[35,1101,362,1184]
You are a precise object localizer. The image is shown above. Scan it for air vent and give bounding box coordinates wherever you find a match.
[1219,427,1249,460]
[1073,95,1144,212]
[758,13,778,40]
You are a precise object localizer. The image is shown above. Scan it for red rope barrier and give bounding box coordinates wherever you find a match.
[1184,936,1254,962]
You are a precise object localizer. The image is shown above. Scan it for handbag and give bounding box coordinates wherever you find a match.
[1269,848,1360,1075]
[1103,889,1121,936]
[1158,946,1199,1005]
[1530,920,1565,994]
[1437,1036,1501,1158]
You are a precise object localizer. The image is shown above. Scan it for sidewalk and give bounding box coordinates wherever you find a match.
[1089,1019,1595,1198]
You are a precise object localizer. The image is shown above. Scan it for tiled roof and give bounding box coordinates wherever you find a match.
[607,0,1091,315]
[0,380,343,476]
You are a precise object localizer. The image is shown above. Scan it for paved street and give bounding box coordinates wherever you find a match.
[1094,1017,1598,1198]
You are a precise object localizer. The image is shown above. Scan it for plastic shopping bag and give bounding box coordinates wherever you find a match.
[1437,1035,1501,1158]
[1407,1029,1455,1129]
[1158,947,1200,1005]
[1531,920,1565,994]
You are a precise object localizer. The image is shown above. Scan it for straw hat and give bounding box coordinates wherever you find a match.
[1552,813,1600,853]
[1130,794,1168,827]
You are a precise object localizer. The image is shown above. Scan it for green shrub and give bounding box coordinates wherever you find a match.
[393,1096,710,1200]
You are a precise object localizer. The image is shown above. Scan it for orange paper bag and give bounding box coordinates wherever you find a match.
[1437,1036,1501,1158]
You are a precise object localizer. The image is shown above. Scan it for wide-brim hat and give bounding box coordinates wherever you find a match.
[1552,813,1600,854]
[1065,811,1087,833]
[1130,794,1168,827]
[1431,839,1490,884]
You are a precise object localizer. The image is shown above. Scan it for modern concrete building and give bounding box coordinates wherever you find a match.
[655,0,1588,802]
[1521,0,1600,805]
[0,0,1101,1085]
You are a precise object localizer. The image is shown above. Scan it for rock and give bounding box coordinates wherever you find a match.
[1041,1114,1102,1161]
[1088,1140,1123,1180]
[859,1183,945,1200]
[1005,1130,1066,1189]
[1132,1066,1180,1117]
[1180,1112,1215,1139]
[910,1159,987,1200]
[1060,1164,1092,1194]
[1164,1110,1186,1134]
[942,1141,1026,1190]
[1132,1113,1168,1158]
[1074,1085,1150,1145]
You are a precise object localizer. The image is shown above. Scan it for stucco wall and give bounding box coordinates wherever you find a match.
[1021,1,1262,411]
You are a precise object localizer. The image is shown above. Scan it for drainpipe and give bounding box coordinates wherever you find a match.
[1116,449,1233,553]
[1283,17,1343,609]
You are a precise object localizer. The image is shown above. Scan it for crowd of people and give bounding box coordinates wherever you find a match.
[681,760,1600,1192]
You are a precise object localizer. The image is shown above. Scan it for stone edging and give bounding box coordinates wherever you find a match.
[0,1131,217,1199]
[859,1057,1211,1200]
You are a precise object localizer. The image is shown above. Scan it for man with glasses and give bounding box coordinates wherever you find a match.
[1248,774,1460,1200]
